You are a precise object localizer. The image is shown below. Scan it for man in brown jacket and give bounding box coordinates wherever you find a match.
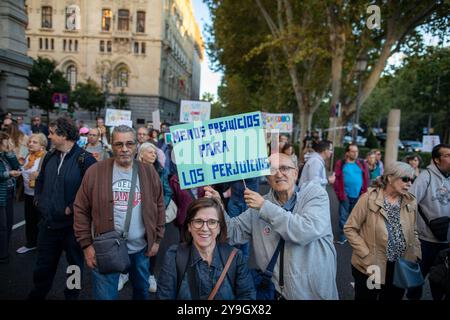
[74,125,165,300]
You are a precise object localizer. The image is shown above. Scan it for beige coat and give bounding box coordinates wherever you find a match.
[344,187,421,284]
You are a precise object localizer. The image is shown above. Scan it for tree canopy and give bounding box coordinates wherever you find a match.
[363,46,450,143]
[71,78,104,116]
[28,57,70,120]
[205,0,449,149]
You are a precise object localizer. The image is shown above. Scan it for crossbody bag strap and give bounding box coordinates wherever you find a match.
[123,160,138,239]
[279,240,285,291]
[208,248,238,300]
[264,238,283,276]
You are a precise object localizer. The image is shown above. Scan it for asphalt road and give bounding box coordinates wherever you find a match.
[0,182,431,300]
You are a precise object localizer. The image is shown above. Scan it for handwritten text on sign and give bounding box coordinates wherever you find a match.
[170,112,270,189]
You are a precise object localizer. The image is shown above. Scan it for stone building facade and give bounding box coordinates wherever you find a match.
[0,0,33,116]
[25,0,203,125]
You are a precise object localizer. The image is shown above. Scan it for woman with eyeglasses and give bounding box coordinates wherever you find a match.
[157,197,255,300]
[344,161,421,300]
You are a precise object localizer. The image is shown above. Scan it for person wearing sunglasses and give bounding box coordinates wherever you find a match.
[344,161,421,300]
[157,197,255,300]
[204,153,338,300]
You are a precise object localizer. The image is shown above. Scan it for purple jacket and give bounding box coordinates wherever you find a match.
[333,158,369,202]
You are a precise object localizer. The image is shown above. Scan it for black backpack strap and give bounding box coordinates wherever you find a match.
[77,150,88,177]
[176,243,199,299]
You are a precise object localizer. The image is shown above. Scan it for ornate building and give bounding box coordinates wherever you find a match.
[0,0,33,116]
[25,0,203,124]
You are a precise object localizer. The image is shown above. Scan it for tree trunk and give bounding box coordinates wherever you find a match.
[298,108,308,162]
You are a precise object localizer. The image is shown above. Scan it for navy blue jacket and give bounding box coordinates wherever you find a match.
[157,243,255,300]
[35,144,96,229]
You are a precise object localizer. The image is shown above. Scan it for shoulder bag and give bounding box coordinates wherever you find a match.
[92,161,138,274]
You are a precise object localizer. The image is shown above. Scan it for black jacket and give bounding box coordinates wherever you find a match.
[35,143,96,229]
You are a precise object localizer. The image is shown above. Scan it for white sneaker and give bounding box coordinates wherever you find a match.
[148,275,157,293]
[118,273,129,291]
[16,246,37,254]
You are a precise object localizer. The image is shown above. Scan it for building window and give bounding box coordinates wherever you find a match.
[45,38,48,50]
[27,37,30,49]
[107,41,112,52]
[66,65,77,88]
[100,40,105,52]
[63,39,66,51]
[65,6,79,30]
[101,9,112,32]
[134,42,139,54]
[41,6,52,28]
[75,40,78,51]
[69,40,72,51]
[116,67,129,87]
[136,11,145,33]
[51,39,54,50]
[118,9,129,31]
[141,42,146,54]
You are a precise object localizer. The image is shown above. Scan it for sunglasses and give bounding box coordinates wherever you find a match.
[400,176,415,183]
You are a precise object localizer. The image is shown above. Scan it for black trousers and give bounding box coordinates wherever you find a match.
[352,261,405,300]
[0,189,14,260]
[28,224,84,300]
[24,194,41,248]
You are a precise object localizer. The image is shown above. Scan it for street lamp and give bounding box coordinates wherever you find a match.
[352,54,368,143]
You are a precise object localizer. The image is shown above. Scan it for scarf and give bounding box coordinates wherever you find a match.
[24,150,45,170]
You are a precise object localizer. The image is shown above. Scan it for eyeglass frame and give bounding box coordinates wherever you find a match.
[190,218,220,230]
[112,141,137,149]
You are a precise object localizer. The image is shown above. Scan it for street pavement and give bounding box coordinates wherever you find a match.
[0,182,431,300]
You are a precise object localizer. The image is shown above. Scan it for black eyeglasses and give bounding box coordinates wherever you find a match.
[400,176,415,183]
[112,141,136,149]
[190,219,220,230]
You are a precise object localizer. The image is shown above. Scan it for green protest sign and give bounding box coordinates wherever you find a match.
[170,111,270,189]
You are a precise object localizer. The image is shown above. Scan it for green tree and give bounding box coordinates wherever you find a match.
[111,88,129,110]
[28,57,70,123]
[71,78,104,117]
[205,0,449,150]
[201,92,229,119]
[362,47,450,143]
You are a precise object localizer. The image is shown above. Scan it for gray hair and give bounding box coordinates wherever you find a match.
[30,133,48,148]
[137,142,157,162]
[112,125,136,142]
[379,161,415,188]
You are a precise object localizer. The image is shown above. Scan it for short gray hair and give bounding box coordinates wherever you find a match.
[380,161,415,187]
[112,125,136,142]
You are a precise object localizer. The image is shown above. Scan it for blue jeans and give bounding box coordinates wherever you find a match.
[92,247,150,300]
[227,199,249,259]
[338,197,359,242]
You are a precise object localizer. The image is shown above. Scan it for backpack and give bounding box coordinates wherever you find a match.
[175,243,237,298]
